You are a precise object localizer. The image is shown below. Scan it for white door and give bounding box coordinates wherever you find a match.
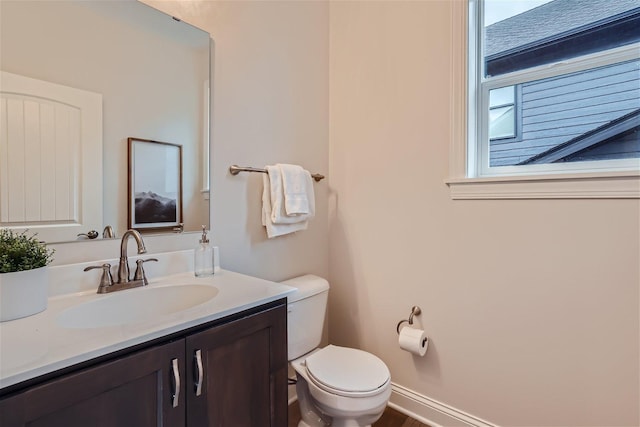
[0,71,102,242]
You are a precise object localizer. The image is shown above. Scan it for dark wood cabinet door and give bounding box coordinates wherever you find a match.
[186,302,288,427]
[0,340,186,427]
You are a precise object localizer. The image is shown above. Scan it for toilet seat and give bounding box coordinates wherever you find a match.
[304,345,390,398]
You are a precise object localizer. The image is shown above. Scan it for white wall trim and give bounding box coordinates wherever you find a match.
[446,172,640,199]
[390,383,498,427]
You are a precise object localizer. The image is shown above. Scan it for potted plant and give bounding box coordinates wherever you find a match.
[0,229,54,321]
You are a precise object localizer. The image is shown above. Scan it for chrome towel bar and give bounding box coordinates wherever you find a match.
[229,165,325,182]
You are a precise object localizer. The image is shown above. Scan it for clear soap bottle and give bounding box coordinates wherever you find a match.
[194,225,214,277]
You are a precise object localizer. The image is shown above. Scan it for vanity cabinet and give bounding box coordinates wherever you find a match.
[0,300,287,427]
[0,340,186,427]
[186,301,288,426]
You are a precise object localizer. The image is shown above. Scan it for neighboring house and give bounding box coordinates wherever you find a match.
[485,0,640,167]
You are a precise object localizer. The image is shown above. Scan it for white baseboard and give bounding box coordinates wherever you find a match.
[287,379,497,427]
[390,383,498,427]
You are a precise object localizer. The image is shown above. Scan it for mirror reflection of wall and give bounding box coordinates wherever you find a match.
[0,0,210,243]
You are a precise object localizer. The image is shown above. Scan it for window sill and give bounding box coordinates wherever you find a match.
[446,171,640,199]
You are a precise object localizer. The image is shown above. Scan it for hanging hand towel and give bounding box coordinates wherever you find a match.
[262,169,308,238]
[267,165,314,225]
[279,163,309,215]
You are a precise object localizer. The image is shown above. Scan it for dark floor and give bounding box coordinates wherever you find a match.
[288,401,430,427]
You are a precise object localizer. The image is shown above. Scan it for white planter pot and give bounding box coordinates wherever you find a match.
[0,266,49,322]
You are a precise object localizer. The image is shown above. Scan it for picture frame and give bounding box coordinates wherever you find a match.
[127,137,182,231]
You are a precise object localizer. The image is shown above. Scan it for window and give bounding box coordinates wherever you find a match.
[489,86,517,140]
[467,0,640,178]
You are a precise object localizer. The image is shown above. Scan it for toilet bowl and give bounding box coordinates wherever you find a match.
[283,275,392,427]
[291,346,392,427]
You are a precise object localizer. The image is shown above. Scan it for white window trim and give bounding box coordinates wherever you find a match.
[446,0,640,199]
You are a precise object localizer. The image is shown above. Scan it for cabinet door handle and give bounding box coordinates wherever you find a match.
[171,358,180,408]
[194,349,203,396]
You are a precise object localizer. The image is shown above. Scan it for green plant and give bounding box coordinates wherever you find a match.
[0,229,54,273]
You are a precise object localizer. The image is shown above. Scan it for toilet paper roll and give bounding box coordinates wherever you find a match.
[398,326,429,356]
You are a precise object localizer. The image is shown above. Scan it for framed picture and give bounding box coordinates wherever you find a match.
[128,137,182,231]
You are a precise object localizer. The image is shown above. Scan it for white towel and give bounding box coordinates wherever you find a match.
[266,165,315,225]
[262,171,308,238]
[301,171,315,220]
[279,163,309,215]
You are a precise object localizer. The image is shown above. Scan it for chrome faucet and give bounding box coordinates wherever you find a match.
[84,229,157,293]
[103,225,115,239]
[117,229,147,284]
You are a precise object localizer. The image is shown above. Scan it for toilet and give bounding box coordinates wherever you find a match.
[283,275,391,427]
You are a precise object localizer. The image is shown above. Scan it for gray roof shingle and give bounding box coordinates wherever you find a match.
[485,0,640,57]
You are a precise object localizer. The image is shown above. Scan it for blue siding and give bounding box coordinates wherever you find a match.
[490,60,640,166]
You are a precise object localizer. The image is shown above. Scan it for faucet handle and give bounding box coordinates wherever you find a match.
[133,258,158,286]
[77,230,99,239]
[84,263,114,293]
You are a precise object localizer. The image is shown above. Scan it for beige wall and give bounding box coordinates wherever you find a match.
[329,1,639,426]
[145,0,330,281]
[52,0,638,425]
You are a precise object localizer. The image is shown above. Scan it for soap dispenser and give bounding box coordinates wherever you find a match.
[194,225,214,277]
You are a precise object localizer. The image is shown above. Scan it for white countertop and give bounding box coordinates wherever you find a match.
[0,269,295,389]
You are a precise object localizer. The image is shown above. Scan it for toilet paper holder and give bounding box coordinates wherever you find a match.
[396,306,421,334]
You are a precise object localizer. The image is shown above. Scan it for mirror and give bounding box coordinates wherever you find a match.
[0,0,210,243]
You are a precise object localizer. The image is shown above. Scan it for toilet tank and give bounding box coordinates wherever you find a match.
[282,274,329,361]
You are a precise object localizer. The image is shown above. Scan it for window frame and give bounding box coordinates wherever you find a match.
[446,0,640,199]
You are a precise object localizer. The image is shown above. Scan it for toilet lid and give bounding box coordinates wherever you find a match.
[305,345,390,397]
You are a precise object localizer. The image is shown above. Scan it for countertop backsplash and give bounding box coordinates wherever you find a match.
[49,248,220,297]
[47,232,205,266]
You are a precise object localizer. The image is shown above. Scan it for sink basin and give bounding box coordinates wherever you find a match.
[57,284,219,329]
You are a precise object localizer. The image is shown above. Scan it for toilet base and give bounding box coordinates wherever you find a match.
[293,358,389,427]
